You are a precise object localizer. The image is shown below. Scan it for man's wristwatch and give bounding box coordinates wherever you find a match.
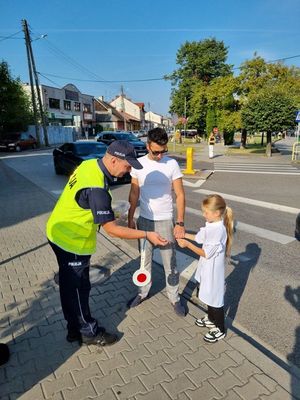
[176,222,184,227]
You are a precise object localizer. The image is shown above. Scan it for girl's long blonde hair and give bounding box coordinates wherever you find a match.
[202,194,233,257]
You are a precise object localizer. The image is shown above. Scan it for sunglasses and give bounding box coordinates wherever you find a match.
[149,148,168,156]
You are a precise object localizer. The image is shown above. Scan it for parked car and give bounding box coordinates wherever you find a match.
[180,130,198,138]
[0,132,37,152]
[52,141,131,184]
[132,130,147,138]
[96,131,148,157]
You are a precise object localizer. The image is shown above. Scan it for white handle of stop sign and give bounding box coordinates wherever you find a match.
[132,238,151,287]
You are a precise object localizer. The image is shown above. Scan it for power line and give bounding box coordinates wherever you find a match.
[31,27,120,91]
[38,72,61,87]
[28,25,300,85]
[267,54,300,63]
[38,53,300,83]
[232,54,300,70]
[30,23,300,84]
[38,71,165,83]
[0,30,23,43]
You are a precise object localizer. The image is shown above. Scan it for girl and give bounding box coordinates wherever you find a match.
[177,194,233,343]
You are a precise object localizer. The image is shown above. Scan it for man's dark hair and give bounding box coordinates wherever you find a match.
[147,127,168,145]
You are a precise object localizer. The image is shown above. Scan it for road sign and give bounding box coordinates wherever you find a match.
[295,111,300,122]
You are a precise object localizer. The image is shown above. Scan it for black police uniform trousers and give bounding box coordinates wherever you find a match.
[49,241,98,337]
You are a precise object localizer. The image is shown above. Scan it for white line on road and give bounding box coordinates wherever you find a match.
[214,164,297,169]
[193,189,300,215]
[0,152,51,159]
[235,221,294,244]
[214,169,300,175]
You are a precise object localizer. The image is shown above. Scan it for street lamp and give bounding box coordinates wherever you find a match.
[31,34,48,42]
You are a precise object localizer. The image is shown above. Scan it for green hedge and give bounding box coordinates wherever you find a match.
[223,131,234,145]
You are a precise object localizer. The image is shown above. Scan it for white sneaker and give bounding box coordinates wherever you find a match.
[203,327,226,343]
[195,315,216,328]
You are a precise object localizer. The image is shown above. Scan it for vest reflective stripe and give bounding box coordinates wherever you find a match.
[47,159,108,255]
[209,135,215,145]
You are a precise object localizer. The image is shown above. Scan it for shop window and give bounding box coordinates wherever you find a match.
[74,102,81,111]
[83,103,91,112]
[64,100,71,110]
[49,98,60,109]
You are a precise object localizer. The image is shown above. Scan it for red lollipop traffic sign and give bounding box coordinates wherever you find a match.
[132,238,151,287]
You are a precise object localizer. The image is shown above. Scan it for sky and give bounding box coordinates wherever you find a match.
[1,0,299,116]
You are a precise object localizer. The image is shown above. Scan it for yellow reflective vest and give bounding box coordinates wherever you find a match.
[208,134,216,145]
[47,159,109,255]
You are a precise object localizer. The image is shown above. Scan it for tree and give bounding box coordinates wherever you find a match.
[186,81,207,132]
[239,56,300,105]
[205,74,241,140]
[241,90,295,157]
[0,61,32,136]
[205,107,217,137]
[166,38,232,130]
[238,56,300,146]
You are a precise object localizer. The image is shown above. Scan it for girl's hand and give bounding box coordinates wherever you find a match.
[176,238,189,248]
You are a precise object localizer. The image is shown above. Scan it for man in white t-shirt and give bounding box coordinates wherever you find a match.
[127,128,186,316]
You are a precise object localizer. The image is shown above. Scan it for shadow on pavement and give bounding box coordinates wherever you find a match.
[0,252,166,399]
[225,243,261,322]
[285,285,300,399]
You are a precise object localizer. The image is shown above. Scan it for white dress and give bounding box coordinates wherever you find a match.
[194,220,227,308]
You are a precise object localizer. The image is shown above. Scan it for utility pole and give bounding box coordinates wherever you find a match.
[22,19,49,146]
[120,85,127,131]
[184,96,187,139]
[148,102,151,131]
[22,19,40,146]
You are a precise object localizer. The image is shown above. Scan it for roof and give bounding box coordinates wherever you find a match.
[120,111,140,122]
[94,98,124,119]
[135,102,145,110]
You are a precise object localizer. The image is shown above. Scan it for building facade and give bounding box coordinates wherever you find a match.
[110,94,144,130]
[145,111,163,130]
[23,83,94,129]
[94,97,141,131]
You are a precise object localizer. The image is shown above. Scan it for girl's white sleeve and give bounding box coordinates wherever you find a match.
[202,243,225,259]
[195,227,205,244]
[202,224,225,259]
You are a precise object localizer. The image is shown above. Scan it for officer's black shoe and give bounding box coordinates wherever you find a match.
[82,328,118,346]
[0,343,10,366]
[66,327,106,343]
[66,331,82,343]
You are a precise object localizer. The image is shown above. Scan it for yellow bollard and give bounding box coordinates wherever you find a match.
[182,147,196,174]
[292,142,300,161]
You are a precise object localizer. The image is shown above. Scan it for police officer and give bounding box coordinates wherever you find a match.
[47,140,168,346]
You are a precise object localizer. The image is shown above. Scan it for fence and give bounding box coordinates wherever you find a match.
[27,125,79,145]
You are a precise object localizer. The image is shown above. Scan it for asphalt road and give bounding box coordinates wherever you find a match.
[1,148,299,368]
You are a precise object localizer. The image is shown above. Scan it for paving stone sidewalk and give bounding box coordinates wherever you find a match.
[0,160,299,400]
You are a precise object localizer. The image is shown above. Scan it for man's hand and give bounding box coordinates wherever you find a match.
[147,232,169,246]
[174,225,185,239]
[128,219,136,229]
[176,238,189,248]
